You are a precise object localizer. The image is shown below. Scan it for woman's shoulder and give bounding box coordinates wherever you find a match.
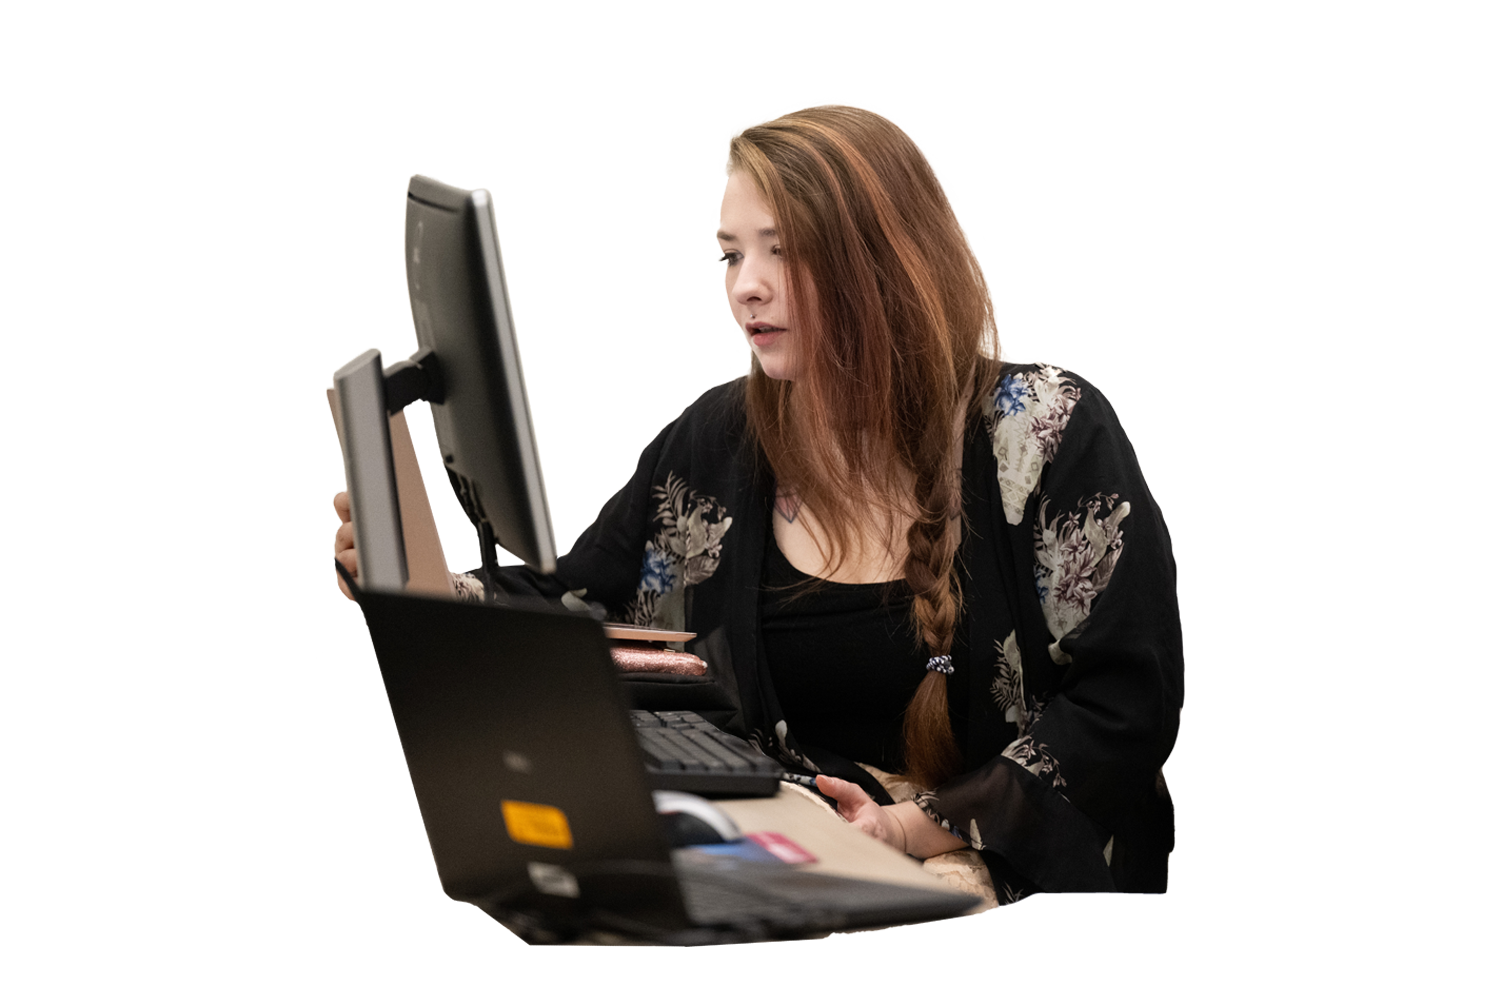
[978,360,1088,428]
[663,376,750,443]
[974,361,1128,525]
[681,376,748,420]
[633,376,750,469]
[981,359,1099,396]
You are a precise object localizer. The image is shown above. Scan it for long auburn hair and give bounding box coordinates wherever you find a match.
[730,106,999,789]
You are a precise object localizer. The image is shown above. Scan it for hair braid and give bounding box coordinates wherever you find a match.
[899,450,965,789]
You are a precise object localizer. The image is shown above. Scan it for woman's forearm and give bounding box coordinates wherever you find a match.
[886,801,966,859]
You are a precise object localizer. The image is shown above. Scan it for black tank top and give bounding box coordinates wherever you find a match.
[759,536,968,775]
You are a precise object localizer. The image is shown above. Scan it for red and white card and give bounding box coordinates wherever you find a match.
[745,831,817,864]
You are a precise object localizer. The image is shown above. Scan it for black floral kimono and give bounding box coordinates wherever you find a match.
[478,363,1183,900]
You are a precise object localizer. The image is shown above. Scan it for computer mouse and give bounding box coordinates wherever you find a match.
[652,790,742,847]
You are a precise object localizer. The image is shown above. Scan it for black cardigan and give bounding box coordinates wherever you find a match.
[481,363,1183,900]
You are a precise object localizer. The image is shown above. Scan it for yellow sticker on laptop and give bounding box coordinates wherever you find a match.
[501,800,573,849]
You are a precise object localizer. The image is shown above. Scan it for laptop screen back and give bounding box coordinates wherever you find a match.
[358,589,684,924]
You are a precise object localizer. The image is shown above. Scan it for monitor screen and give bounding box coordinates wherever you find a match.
[404,175,557,576]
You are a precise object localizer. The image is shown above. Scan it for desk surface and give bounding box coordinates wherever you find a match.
[717,785,967,893]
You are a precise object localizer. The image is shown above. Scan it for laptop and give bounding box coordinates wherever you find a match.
[354,585,976,944]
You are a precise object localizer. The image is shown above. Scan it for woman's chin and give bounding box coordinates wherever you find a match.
[753,351,799,382]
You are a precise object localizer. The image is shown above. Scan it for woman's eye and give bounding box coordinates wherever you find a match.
[719,251,742,265]
[771,245,782,257]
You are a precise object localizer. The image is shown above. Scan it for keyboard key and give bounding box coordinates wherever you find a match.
[633,710,781,797]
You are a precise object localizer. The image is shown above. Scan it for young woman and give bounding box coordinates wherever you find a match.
[335,106,1183,904]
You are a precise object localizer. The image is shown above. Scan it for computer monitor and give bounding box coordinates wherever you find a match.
[333,176,557,594]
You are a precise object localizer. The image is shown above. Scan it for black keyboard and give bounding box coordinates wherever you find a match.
[673,851,975,932]
[630,710,782,797]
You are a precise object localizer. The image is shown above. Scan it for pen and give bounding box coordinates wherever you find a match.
[780,772,844,811]
[780,772,822,790]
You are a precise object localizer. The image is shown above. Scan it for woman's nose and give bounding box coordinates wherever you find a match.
[733,258,774,305]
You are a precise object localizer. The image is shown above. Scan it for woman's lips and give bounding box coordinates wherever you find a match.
[748,324,785,347]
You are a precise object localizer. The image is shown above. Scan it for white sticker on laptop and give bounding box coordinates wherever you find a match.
[527,862,580,899]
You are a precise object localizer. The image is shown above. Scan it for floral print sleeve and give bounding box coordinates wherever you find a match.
[625,473,733,631]
[914,365,1183,895]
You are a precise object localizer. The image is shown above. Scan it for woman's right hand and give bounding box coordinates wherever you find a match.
[334,491,359,600]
